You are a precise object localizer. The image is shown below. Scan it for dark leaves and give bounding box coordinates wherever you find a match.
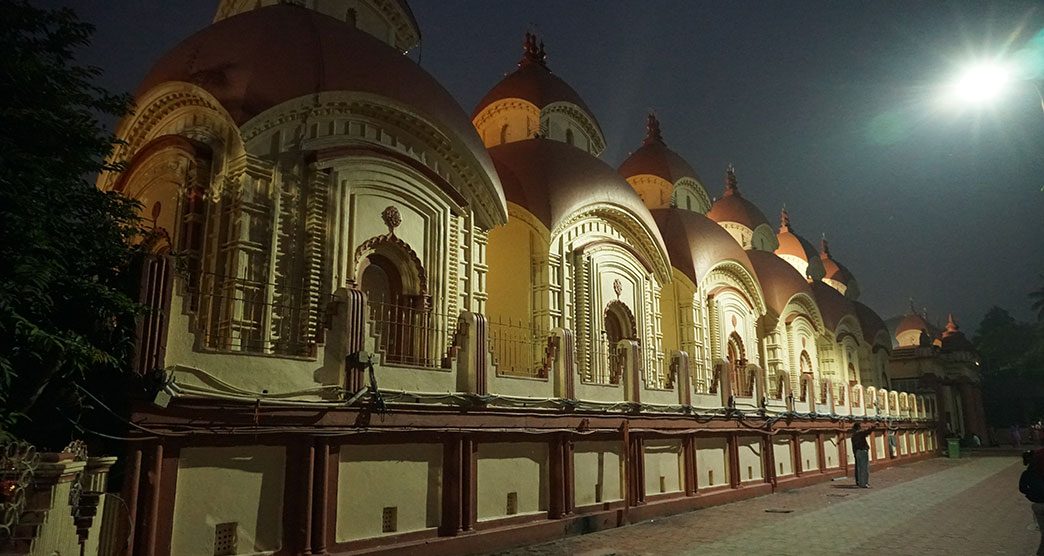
[0,1,145,448]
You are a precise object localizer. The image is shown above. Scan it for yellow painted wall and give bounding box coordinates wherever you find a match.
[485,215,533,322]
[643,439,683,495]
[737,436,764,483]
[799,435,819,472]
[172,445,285,556]
[475,101,538,148]
[773,436,794,477]
[476,442,548,521]
[573,441,623,506]
[696,437,729,488]
[335,443,442,542]
[660,279,681,355]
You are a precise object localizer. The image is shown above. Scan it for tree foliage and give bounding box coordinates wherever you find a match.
[974,301,1044,427]
[1032,275,1044,322]
[0,0,146,448]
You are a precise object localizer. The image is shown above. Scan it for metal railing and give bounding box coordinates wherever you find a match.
[192,271,319,357]
[366,297,450,368]
[584,336,625,385]
[487,317,553,378]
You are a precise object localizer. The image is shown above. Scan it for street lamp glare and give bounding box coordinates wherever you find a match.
[951,62,1012,105]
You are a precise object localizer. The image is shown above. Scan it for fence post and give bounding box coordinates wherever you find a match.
[620,340,641,404]
[552,328,575,399]
[321,288,363,393]
[673,351,691,406]
[454,312,489,395]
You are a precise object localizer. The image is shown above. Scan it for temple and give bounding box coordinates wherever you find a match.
[93,2,984,554]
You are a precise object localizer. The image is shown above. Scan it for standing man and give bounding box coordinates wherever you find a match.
[851,422,875,488]
[1019,449,1044,555]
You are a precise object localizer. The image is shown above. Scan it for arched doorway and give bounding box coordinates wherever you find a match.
[355,236,429,366]
[727,332,748,396]
[798,350,813,401]
[603,300,636,384]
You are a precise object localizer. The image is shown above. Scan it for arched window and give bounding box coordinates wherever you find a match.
[603,300,636,385]
[727,332,747,395]
[356,236,430,366]
[798,350,813,401]
[346,8,358,27]
[847,362,858,385]
[359,253,403,306]
[499,123,509,145]
[565,128,575,146]
[685,196,692,211]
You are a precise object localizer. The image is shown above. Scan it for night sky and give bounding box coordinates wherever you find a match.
[45,0,1044,331]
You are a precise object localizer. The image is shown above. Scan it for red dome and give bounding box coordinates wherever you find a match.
[819,238,856,286]
[489,139,666,265]
[747,250,812,316]
[649,208,755,287]
[852,301,888,346]
[136,4,494,178]
[810,280,856,332]
[775,208,819,262]
[472,34,601,139]
[619,115,700,185]
[895,312,934,336]
[706,166,770,230]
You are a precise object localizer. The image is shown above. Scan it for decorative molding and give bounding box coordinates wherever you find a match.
[353,233,429,298]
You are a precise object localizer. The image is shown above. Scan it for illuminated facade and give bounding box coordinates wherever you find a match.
[98,2,975,554]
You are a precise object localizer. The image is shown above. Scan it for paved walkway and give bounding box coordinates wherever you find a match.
[494,456,1039,555]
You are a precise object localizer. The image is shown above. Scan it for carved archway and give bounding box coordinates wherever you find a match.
[798,350,813,401]
[604,300,638,342]
[354,219,432,366]
[603,300,637,385]
[727,332,748,396]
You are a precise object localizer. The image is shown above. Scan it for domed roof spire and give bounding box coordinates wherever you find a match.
[520,32,548,68]
[643,113,664,146]
[943,313,960,336]
[724,164,739,197]
[779,204,791,233]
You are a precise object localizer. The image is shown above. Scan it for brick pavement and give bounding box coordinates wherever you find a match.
[492,456,1039,556]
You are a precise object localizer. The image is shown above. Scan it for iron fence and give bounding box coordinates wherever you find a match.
[366,297,450,368]
[486,317,553,378]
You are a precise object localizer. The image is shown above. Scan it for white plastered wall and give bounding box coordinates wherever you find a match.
[476,442,549,521]
[335,443,442,542]
[172,445,286,556]
[643,439,683,495]
[824,434,841,468]
[773,436,794,477]
[696,437,729,488]
[799,435,819,472]
[573,441,623,506]
[737,436,764,483]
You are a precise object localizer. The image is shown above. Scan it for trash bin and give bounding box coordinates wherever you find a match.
[947,438,960,458]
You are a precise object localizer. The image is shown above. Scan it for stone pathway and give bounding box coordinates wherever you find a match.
[493,456,1038,555]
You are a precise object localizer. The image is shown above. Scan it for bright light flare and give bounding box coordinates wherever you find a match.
[947,61,1013,105]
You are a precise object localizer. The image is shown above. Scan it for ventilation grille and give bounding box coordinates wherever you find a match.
[506,492,518,515]
[214,522,237,556]
[382,506,397,533]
